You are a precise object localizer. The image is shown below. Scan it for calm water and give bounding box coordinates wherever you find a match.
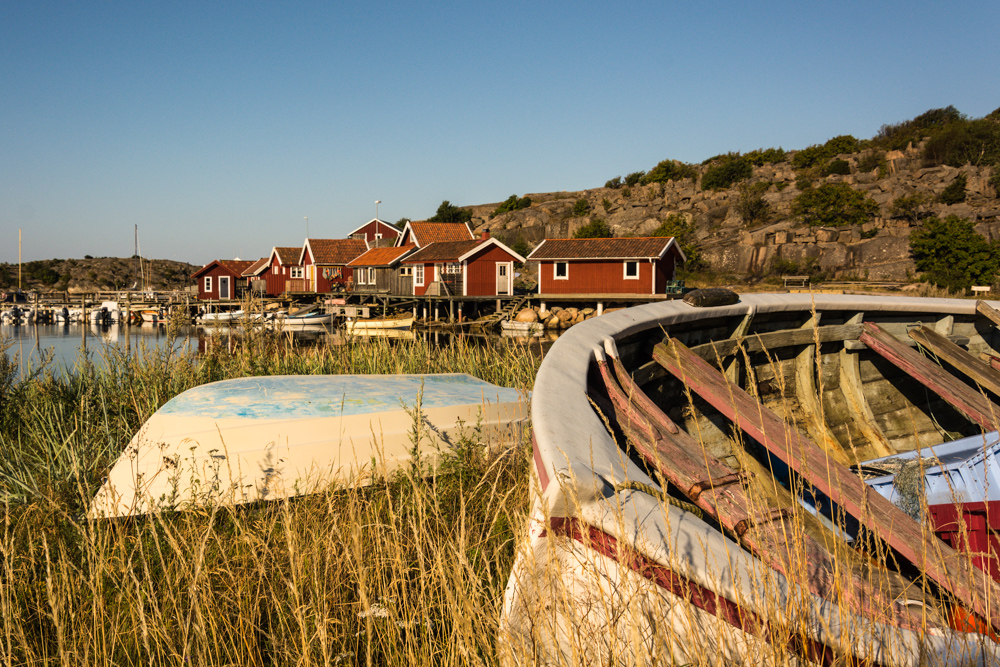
[1,322,557,377]
[1,323,199,376]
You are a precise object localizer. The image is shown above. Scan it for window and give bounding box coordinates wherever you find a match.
[204,276,213,292]
[399,266,413,277]
[623,261,639,280]
[445,262,461,274]
[290,267,304,279]
[368,268,376,284]
[554,262,569,280]
[415,265,424,286]
[375,233,383,240]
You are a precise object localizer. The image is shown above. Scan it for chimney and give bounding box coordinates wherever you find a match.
[481,229,490,240]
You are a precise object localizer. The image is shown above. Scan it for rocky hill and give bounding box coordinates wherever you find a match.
[471,112,1000,284]
[0,256,199,293]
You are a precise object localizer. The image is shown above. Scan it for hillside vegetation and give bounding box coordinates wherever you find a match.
[471,105,1000,288]
[0,257,199,293]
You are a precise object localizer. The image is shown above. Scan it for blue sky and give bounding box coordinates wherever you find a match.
[2,1,997,265]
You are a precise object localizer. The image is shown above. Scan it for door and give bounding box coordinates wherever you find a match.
[496,262,510,295]
[219,276,231,300]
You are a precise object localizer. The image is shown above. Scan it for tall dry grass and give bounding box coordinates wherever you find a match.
[0,330,537,666]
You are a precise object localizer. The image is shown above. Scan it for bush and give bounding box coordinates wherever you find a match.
[572,198,590,216]
[650,214,700,267]
[923,118,1000,168]
[910,215,999,290]
[939,173,968,205]
[735,182,772,227]
[795,176,813,191]
[791,183,879,227]
[621,187,631,199]
[491,195,531,217]
[624,171,645,187]
[990,169,1000,197]
[573,218,612,238]
[701,154,753,190]
[641,160,696,185]
[84,254,93,260]
[890,193,931,223]
[605,176,622,189]
[744,147,787,166]
[875,106,964,151]
[823,159,852,176]
[428,201,472,224]
[510,236,530,264]
[792,135,861,170]
[601,197,611,212]
[856,151,886,174]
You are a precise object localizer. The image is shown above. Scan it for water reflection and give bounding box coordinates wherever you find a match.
[1,321,558,376]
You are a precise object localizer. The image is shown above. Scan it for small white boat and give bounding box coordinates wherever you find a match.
[140,309,166,324]
[88,374,528,518]
[276,311,334,327]
[345,315,415,333]
[197,310,244,325]
[500,319,544,336]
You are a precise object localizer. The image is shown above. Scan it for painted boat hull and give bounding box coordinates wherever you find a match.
[345,315,414,332]
[502,294,1000,666]
[89,373,527,518]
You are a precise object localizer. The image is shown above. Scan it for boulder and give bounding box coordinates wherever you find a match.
[683,288,740,308]
[514,308,538,323]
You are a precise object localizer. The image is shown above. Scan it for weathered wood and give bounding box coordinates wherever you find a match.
[977,300,1000,328]
[838,349,894,458]
[909,326,1000,399]
[860,322,1000,432]
[591,346,922,629]
[653,336,1000,632]
[691,324,863,362]
[792,314,850,464]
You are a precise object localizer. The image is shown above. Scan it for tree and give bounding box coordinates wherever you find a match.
[428,201,472,224]
[394,217,411,230]
[939,173,967,205]
[910,215,1000,291]
[734,182,771,227]
[573,219,612,238]
[791,183,878,227]
[701,154,752,190]
[651,214,700,267]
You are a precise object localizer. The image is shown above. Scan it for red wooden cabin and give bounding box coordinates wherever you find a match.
[396,221,474,248]
[297,238,369,293]
[242,257,270,295]
[192,260,255,300]
[527,237,685,295]
[401,232,525,296]
[347,218,401,247]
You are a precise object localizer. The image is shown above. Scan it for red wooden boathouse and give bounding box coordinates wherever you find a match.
[192,260,255,300]
[346,218,401,247]
[396,221,474,248]
[527,237,685,295]
[298,238,369,293]
[402,232,525,296]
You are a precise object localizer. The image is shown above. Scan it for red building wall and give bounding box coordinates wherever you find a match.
[265,255,288,296]
[196,265,241,300]
[537,258,667,295]
[352,221,400,244]
[302,254,354,292]
[411,262,435,296]
[465,245,517,296]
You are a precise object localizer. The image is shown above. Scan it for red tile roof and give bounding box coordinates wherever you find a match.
[527,237,679,261]
[347,246,414,267]
[403,240,485,262]
[305,239,369,265]
[408,222,474,246]
[273,246,301,265]
[242,257,269,276]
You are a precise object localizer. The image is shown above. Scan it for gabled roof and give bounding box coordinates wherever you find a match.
[402,238,526,264]
[301,238,369,265]
[526,237,686,262]
[346,218,402,238]
[271,246,302,266]
[347,246,416,268]
[242,257,270,277]
[192,259,255,279]
[396,221,474,247]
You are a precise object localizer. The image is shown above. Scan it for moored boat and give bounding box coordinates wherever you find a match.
[345,314,415,333]
[501,293,1000,666]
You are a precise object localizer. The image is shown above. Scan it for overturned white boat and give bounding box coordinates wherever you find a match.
[89,374,527,518]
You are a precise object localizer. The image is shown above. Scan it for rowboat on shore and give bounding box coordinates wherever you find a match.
[345,314,415,333]
[89,373,527,519]
[275,311,334,327]
[501,293,1000,666]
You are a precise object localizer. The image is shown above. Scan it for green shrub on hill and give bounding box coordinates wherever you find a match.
[624,171,645,187]
[891,193,931,223]
[651,213,700,266]
[605,176,622,189]
[990,169,1000,197]
[910,214,999,291]
[573,218,612,238]
[923,118,1000,168]
[572,198,590,216]
[428,200,472,224]
[939,173,968,204]
[875,105,964,151]
[792,135,861,169]
[735,182,772,227]
[491,195,531,217]
[641,160,696,185]
[744,147,787,165]
[857,151,886,174]
[823,159,852,176]
[791,183,878,227]
[701,154,752,190]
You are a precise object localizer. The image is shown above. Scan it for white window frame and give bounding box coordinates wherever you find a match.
[375,233,383,240]
[204,276,213,293]
[623,260,640,280]
[554,261,569,280]
[399,266,412,277]
[445,262,461,274]
[290,267,304,279]
[414,264,424,287]
[368,267,376,284]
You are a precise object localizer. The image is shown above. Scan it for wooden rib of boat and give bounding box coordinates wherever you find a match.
[501,293,1000,666]
[345,314,414,333]
[89,374,527,518]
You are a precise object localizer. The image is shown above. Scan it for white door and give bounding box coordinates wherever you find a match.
[496,263,510,294]
[219,276,231,300]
